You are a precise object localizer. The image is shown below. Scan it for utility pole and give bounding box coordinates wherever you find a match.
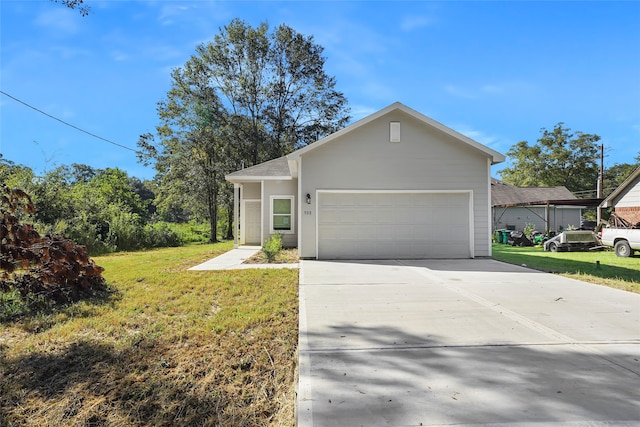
[597,143,604,224]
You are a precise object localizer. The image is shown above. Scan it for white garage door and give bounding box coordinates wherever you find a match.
[317,192,471,259]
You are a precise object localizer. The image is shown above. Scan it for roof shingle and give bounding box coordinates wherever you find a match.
[491,178,576,206]
[225,156,291,181]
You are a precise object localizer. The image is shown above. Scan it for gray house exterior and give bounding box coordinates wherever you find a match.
[226,102,505,259]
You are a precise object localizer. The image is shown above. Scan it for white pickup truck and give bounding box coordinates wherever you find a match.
[600,227,640,257]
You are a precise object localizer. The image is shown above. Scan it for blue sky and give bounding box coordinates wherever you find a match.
[1,1,639,181]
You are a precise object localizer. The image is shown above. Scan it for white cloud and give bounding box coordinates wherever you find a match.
[34,8,80,36]
[444,84,476,99]
[349,104,378,121]
[111,50,129,62]
[400,15,432,32]
[50,45,92,60]
[450,123,512,153]
[480,84,504,95]
[444,81,536,99]
[158,4,191,26]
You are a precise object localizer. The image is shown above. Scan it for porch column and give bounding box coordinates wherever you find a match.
[233,183,239,249]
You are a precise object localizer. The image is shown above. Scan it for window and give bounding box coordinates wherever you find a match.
[390,121,401,142]
[270,196,294,234]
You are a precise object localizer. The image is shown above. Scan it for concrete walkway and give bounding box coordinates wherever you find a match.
[189,246,299,270]
[297,259,640,426]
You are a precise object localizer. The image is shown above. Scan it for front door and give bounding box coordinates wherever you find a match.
[243,200,261,245]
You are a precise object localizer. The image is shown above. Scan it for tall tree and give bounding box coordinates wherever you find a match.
[500,123,600,195]
[139,59,232,242]
[198,18,350,165]
[139,19,350,240]
[603,161,640,197]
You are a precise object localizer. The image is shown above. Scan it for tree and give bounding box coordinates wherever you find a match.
[139,58,232,242]
[603,162,639,197]
[50,0,91,16]
[500,123,600,195]
[139,19,350,241]
[199,19,350,164]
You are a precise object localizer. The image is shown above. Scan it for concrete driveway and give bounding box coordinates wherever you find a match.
[297,259,640,426]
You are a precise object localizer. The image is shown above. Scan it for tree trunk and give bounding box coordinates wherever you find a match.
[207,185,218,243]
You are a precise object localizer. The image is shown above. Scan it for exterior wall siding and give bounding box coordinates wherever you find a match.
[493,206,582,233]
[242,182,261,200]
[299,110,492,258]
[262,179,298,248]
[614,177,640,208]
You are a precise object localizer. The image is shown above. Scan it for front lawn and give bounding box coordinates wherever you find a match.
[0,242,299,426]
[492,243,640,294]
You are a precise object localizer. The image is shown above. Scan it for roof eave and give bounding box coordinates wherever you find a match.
[225,175,292,183]
[600,166,640,208]
[494,198,603,208]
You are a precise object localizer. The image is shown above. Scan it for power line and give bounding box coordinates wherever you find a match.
[0,90,139,153]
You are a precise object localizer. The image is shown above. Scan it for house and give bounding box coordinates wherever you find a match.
[600,166,640,226]
[491,179,584,233]
[226,102,505,259]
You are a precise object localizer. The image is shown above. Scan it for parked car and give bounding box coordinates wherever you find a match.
[543,230,599,252]
[600,227,640,257]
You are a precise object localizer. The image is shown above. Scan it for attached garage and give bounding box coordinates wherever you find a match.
[317,191,472,259]
[227,103,505,259]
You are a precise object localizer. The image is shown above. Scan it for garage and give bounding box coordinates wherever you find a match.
[317,191,472,259]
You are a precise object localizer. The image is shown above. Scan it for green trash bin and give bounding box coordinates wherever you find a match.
[500,229,511,244]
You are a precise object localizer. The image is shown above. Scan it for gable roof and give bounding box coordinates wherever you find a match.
[600,166,640,208]
[491,178,577,206]
[287,102,506,165]
[226,102,506,182]
[225,156,292,182]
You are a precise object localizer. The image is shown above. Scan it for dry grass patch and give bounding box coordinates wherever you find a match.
[244,249,299,265]
[1,242,299,426]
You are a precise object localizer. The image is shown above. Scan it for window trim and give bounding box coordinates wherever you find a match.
[270,195,295,234]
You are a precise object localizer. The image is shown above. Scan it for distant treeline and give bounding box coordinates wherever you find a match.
[1,156,224,254]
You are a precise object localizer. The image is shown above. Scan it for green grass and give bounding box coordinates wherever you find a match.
[492,243,640,293]
[0,241,299,426]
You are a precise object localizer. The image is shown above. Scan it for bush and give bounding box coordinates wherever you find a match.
[158,221,211,244]
[106,211,145,252]
[62,213,114,255]
[0,287,31,321]
[144,223,182,248]
[262,233,283,263]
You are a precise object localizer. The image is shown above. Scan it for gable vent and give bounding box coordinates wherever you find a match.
[390,121,401,142]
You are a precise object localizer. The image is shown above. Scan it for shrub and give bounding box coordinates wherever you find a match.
[106,211,145,252]
[0,287,30,321]
[144,223,182,248]
[262,233,283,263]
[161,221,211,244]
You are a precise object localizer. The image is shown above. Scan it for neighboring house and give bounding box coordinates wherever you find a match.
[491,179,584,233]
[600,166,640,226]
[226,102,505,259]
